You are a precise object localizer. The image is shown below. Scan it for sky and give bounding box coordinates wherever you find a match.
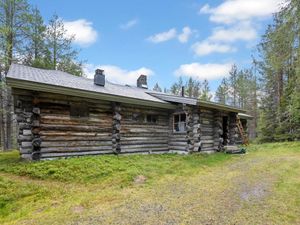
[29,0,285,93]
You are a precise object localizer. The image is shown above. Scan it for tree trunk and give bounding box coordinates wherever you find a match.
[0,86,4,151]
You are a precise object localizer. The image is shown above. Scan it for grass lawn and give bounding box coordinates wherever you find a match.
[0,142,299,224]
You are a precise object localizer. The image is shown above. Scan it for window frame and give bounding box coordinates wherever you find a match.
[173,113,187,133]
[145,114,158,124]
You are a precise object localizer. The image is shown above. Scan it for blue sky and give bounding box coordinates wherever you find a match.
[29,0,283,93]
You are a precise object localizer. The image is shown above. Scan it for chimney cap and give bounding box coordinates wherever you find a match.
[95,69,104,75]
[137,74,148,89]
[94,69,105,86]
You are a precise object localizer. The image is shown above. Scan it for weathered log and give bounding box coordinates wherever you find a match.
[41,140,112,147]
[40,124,113,132]
[40,145,113,152]
[41,150,114,158]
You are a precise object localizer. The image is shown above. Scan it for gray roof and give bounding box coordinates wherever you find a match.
[6,64,168,105]
[6,64,246,113]
[148,91,246,113]
[148,91,198,105]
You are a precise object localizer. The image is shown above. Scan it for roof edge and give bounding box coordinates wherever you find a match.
[6,77,176,110]
[198,100,246,113]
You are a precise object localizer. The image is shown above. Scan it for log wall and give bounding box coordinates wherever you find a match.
[199,108,216,153]
[120,105,169,154]
[12,88,242,160]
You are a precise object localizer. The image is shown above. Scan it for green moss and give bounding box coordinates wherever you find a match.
[0,142,299,224]
[0,151,230,185]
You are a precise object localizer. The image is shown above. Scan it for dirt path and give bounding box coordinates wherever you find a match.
[70,153,299,225]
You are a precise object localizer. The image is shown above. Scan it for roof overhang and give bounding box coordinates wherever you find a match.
[7,77,176,110]
[198,100,246,113]
[238,113,254,120]
[148,91,246,113]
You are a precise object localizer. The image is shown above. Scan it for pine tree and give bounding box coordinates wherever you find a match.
[170,77,183,95]
[24,6,50,68]
[200,79,212,101]
[45,14,83,76]
[153,82,162,92]
[257,0,300,141]
[0,0,31,150]
[228,64,238,107]
[215,78,229,104]
[0,0,31,71]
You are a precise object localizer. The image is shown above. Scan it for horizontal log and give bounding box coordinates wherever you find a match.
[36,92,111,103]
[21,142,32,148]
[40,145,113,153]
[169,146,188,151]
[40,118,112,126]
[121,136,167,141]
[41,150,114,158]
[40,135,111,141]
[201,143,214,148]
[40,124,112,132]
[200,136,213,140]
[169,138,187,142]
[18,122,31,130]
[18,135,32,142]
[169,142,187,147]
[121,144,168,150]
[121,140,168,145]
[169,151,189,155]
[41,140,112,147]
[20,147,32,154]
[122,108,167,115]
[39,131,111,136]
[201,140,215,144]
[121,148,169,154]
[121,132,169,137]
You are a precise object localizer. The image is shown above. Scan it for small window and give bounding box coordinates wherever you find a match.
[173,113,186,132]
[70,103,89,118]
[146,114,158,123]
[132,113,143,122]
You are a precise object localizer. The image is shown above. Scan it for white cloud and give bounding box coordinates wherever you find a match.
[174,63,232,80]
[147,28,177,43]
[199,0,285,24]
[209,22,257,43]
[64,19,98,46]
[178,26,192,43]
[84,64,154,85]
[192,41,236,56]
[120,19,138,30]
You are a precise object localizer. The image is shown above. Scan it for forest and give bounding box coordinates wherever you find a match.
[0,0,299,150]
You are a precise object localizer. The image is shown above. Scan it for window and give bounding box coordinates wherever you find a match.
[132,113,141,121]
[173,113,186,132]
[70,103,89,118]
[146,114,158,123]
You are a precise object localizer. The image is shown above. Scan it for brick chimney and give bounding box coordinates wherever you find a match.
[94,69,105,86]
[137,74,148,89]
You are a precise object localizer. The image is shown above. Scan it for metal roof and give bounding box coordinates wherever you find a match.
[148,91,246,113]
[147,91,198,105]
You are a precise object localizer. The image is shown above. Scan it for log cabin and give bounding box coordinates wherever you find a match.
[6,64,250,160]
